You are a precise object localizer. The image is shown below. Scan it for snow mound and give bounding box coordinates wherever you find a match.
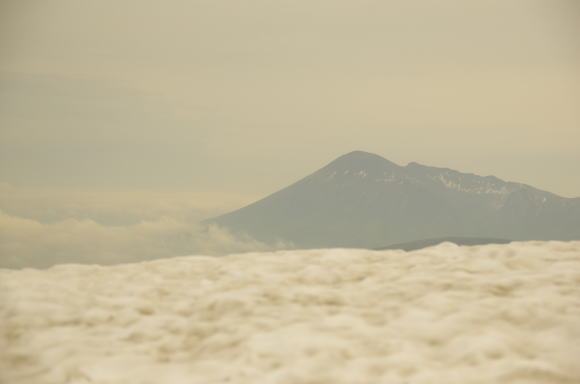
[1,242,580,384]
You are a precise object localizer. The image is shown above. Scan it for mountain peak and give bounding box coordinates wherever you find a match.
[338,150,392,162]
[342,150,383,158]
[314,151,399,180]
[328,151,397,168]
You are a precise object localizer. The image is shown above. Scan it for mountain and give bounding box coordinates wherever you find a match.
[376,237,512,251]
[206,151,580,249]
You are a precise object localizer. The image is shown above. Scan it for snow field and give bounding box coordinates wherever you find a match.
[1,241,580,384]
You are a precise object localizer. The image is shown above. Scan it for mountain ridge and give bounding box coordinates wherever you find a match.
[207,151,580,248]
[376,236,512,251]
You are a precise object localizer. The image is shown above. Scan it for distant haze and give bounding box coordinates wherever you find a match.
[1,0,579,197]
[1,1,579,267]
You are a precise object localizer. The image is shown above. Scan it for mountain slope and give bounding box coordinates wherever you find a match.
[207,151,580,248]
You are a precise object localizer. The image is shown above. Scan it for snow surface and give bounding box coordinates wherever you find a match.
[431,174,511,195]
[1,242,580,384]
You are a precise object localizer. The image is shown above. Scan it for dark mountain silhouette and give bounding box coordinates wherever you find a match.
[206,151,580,249]
[376,237,512,251]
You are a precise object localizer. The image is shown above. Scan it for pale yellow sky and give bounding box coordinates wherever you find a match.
[1,0,579,197]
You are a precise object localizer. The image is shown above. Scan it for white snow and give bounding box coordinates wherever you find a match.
[380,175,396,183]
[378,173,400,184]
[1,242,580,384]
[432,174,511,195]
[325,171,338,181]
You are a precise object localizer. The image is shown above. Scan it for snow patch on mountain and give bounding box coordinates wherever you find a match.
[431,174,512,194]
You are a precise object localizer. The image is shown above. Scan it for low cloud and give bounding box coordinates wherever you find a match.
[0,185,290,268]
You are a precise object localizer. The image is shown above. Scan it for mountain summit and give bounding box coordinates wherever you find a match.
[207,151,580,248]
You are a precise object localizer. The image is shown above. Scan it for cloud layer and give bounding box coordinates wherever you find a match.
[0,185,288,268]
[2,241,579,383]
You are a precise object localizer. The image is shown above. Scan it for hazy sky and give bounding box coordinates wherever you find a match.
[1,0,579,197]
[1,0,579,266]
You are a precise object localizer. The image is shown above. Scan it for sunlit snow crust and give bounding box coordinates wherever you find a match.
[1,242,580,384]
